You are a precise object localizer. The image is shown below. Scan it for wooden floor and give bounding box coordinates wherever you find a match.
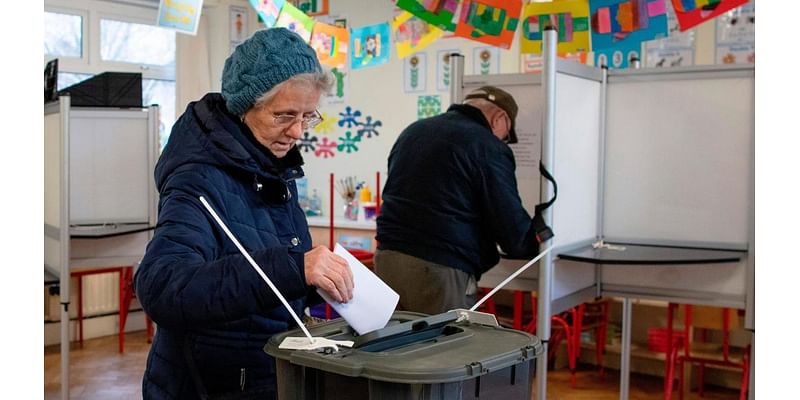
[44,331,741,399]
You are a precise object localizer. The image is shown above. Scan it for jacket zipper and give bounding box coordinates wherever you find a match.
[240,367,246,391]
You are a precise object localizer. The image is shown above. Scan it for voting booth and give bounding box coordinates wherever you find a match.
[44,95,159,399]
[267,311,543,400]
[449,29,754,399]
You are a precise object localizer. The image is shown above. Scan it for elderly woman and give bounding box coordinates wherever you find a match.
[135,28,354,399]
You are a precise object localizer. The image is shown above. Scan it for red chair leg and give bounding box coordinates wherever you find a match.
[513,290,523,330]
[739,346,751,400]
[553,314,576,387]
[119,267,135,354]
[573,305,584,363]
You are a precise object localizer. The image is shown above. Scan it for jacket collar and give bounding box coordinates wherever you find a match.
[447,103,492,131]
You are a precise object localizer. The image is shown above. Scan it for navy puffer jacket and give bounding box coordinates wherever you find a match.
[135,93,312,399]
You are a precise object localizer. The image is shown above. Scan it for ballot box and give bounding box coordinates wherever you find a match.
[265,311,543,399]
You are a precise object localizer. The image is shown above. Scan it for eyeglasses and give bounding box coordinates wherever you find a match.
[272,109,323,129]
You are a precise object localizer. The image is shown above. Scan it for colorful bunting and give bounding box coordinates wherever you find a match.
[520,0,591,54]
[670,0,748,31]
[453,0,522,49]
[310,22,349,68]
[392,11,445,59]
[249,0,285,28]
[350,23,391,69]
[275,1,315,42]
[396,0,462,32]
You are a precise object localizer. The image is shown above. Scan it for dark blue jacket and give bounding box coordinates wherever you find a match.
[376,104,540,280]
[135,93,312,399]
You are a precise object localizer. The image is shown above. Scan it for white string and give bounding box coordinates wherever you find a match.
[470,245,555,312]
[199,196,314,344]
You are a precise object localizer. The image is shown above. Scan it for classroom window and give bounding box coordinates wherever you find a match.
[57,72,92,91]
[143,79,177,149]
[100,19,176,67]
[44,11,82,58]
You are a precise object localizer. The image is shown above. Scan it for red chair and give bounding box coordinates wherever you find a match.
[476,289,609,387]
[664,304,751,400]
[72,265,153,353]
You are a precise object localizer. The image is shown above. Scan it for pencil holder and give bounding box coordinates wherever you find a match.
[344,200,359,221]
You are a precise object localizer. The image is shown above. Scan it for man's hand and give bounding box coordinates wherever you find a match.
[304,246,354,303]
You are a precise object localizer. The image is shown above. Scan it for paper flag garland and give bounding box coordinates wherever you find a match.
[396,0,462,32]
[275,1,315,42]
[392,11,445,59]
[350,23,391,69]
[310,22,349,68]
[249,0,285,28]
[589,0,668,57]
[670,0,748,32]
[453,0,522,49]
[520,0,591,54]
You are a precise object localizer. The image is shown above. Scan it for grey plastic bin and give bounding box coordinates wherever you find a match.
[265,311,543,399]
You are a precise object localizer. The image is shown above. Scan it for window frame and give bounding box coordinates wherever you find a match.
[45,0,175,82]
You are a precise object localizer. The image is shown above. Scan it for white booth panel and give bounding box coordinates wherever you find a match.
[604,72,753,245]
[552,73,601,248]
[44,112,63,228]
[69,109,151,225]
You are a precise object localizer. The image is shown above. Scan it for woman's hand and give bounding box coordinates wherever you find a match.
[304,246,354,303]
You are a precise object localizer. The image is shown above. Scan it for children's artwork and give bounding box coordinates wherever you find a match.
[324,67,347,104]
[417,95,442,119]
[436,49,459,92]
[590,0,669,50]
[310,22,349,68]
[392,11,444,59]
[288,0,329,16]
[350,23,391,70]
[671,0,748,32]
[396,0,462,32]
[520,52,587,73]
[714,2,753,65]
[472,46,499,75]
[645,6,695,67]
[230,6,249,43]
[594,41,642,68]
[275,1,314,42]
[248,0,285,28]
[520,0,591,54]
[157,0,204,35]
[453,0,522,49]
[403,53,427,93]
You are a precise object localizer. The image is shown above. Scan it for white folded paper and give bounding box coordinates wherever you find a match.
[279,336,354,352]
[316,244,399,335]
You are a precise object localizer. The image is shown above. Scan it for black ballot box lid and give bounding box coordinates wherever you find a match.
[59,72,142,108]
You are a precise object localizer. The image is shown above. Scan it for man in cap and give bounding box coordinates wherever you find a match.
[374,86,542,315]
[135,28,353,399]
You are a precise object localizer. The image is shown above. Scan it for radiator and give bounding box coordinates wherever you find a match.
[81,272,120,316]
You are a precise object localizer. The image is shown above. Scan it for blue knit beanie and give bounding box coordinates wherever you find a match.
[221,28,322,115]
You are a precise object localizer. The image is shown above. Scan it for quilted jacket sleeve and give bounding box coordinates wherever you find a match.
[134,169,307,331]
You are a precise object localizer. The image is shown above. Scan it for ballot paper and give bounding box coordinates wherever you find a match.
[316,244,399,335]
